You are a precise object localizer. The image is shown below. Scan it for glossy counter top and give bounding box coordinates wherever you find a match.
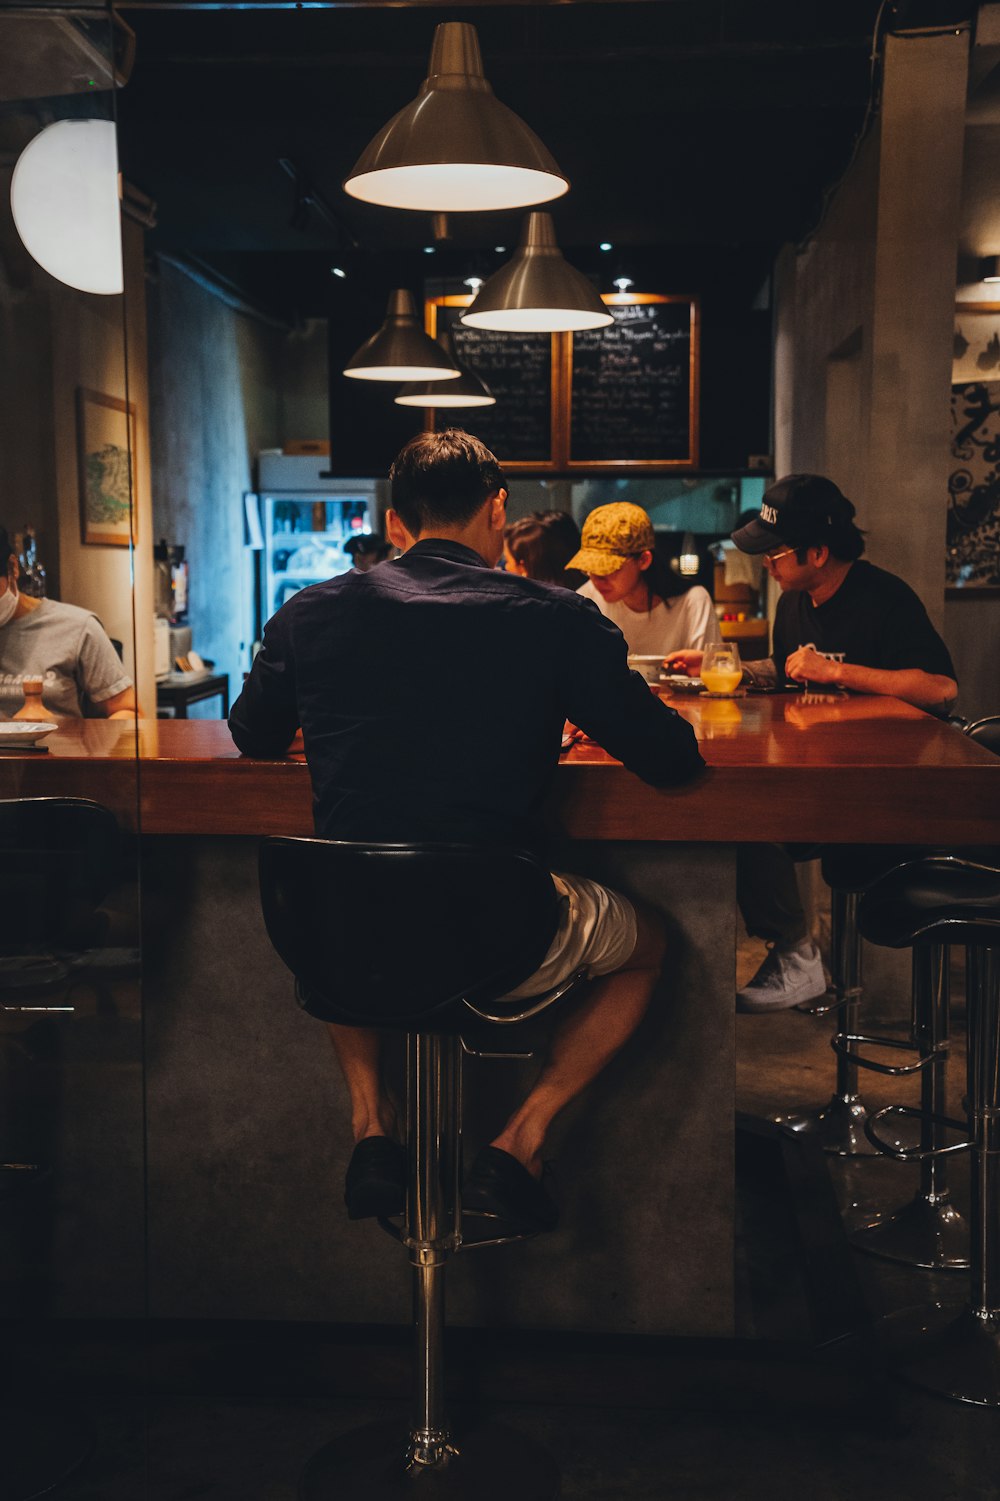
[1,689,997,843]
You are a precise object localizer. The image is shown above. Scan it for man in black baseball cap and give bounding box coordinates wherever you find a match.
[668,471,958,1012]
[731,473,860,557]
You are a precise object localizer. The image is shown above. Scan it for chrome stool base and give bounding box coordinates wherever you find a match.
[852,1194,969,1271]
[881,1305,1000,1407]
[299,1419,560,1501]
[771,1093,919,1156]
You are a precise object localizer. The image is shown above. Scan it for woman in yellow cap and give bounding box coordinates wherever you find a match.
[565,501,721,657]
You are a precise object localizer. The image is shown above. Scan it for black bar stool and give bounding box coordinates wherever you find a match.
[0,796,121,1500]
[773,845,923,1156]
[259,838,586,1500]
[858,853,1000,1404]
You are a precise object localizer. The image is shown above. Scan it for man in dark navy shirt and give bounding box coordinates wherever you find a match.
[667,473,957,1013]
[231,430,704,1230]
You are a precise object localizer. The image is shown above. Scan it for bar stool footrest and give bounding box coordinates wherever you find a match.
[831,1031,937,1076]
[864,1104,971,1161]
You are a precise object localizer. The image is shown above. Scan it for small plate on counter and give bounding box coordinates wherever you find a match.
[662,675,706,693]
[0,721,57,749]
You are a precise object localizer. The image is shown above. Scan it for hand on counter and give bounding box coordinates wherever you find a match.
[664,649,704,675]
[784,646,840,686]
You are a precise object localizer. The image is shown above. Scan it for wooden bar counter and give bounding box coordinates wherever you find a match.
[6,688,998,842]
[1,692,996,1338]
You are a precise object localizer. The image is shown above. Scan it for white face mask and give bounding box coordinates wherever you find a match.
[0,576,18,629]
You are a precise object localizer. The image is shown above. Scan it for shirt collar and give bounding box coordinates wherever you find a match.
[402,538,492,570]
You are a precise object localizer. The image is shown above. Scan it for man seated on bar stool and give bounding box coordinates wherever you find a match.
[229,429,705,1231]
[667,473,958,1013]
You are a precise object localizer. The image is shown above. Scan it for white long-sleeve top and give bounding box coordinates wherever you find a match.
[576,582,721,656]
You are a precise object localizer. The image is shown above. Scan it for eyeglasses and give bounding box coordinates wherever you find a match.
[763,546,796,565]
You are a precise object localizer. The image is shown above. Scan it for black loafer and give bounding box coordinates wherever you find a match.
[344,1136,406,1221]
[463,1146,558,1233]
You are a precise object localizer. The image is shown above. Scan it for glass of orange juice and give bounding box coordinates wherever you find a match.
[700,642,743,697]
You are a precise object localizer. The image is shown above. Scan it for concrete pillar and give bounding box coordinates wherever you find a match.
[866,28,969,631]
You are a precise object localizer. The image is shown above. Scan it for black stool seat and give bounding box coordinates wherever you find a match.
[820,844,923,896]
[858,856,1000,949]
[260,839,560,1030]
[966,716,1000,756]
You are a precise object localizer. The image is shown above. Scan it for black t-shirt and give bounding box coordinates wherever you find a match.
[772,560,956,683]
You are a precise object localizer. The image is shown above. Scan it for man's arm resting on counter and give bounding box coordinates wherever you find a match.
[228,620,300,756]
[102,686,138,719]
[563,608,706,786]
[784,646,957,711]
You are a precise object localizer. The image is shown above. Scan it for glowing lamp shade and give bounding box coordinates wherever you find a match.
[395,330,495,408]
[344,22,568,213]
[11,120,123,295]
[344,290,462,383]
[461,213,613,333]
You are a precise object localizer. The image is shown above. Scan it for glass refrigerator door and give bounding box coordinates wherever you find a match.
[263,494,371,617]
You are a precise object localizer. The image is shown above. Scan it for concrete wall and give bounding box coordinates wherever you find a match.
[147,259,285,695]
[772,29,969,646]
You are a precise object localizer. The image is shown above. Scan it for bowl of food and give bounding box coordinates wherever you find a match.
[627,655,666,685]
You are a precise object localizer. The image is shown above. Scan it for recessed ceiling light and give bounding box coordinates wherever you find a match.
[331,266,347,279]
[494,245,506,253]
[599,242,613,252]
[423,245,436,255]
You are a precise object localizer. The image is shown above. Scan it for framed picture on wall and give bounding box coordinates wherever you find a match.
[76,387,137,546]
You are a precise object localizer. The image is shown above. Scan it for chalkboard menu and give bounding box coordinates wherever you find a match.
[423,293,699,473]
[567,298,697,468]
[428,298,556,470]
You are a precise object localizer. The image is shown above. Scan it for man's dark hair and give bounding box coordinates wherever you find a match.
[389,429,506,536]
[793,519,866,565]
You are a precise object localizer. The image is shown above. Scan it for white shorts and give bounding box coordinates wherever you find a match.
[503,872,639,1000]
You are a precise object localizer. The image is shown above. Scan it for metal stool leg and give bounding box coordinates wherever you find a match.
[774,889,882,1154]
[852,945,968,1268]
[300,1032,559,1498]
[885,945,1000,1405]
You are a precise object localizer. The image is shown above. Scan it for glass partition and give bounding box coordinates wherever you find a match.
[0,7,144,1478]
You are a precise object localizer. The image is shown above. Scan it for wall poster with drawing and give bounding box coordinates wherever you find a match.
[76,387,137,546]
[949,305,1000,592]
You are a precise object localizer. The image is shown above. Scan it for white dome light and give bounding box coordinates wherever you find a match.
[11,120,123,295]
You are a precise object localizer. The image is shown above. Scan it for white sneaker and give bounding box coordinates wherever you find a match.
[737,941,828,1013]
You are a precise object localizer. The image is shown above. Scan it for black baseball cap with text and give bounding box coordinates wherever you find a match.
[731,474,857,555]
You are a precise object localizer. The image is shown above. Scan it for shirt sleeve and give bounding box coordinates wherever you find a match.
[682,587,722,650]
[77,616,132,705]
[228,608,300,756]
[560,599,705,787]
[876,583,957,681]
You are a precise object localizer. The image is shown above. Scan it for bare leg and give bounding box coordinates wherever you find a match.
[326,1024,397,1143]
[489,904,667,1177]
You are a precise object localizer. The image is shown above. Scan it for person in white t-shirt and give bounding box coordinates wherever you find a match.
[566,502,721,657]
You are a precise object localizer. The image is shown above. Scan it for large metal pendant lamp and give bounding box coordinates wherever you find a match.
[343,22,568,213]
[10,119,123,295]
[461,213,613,333]
[343,290,461,382]
[395,330,495,408]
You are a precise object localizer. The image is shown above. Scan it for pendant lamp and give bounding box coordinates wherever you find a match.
[461,213,613,333]
[344,22,568,213]
[343,290,461,382]
[395,330,495,408]
[10,119,123,295]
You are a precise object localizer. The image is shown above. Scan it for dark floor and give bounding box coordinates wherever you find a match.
[9,938,1000,1501]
